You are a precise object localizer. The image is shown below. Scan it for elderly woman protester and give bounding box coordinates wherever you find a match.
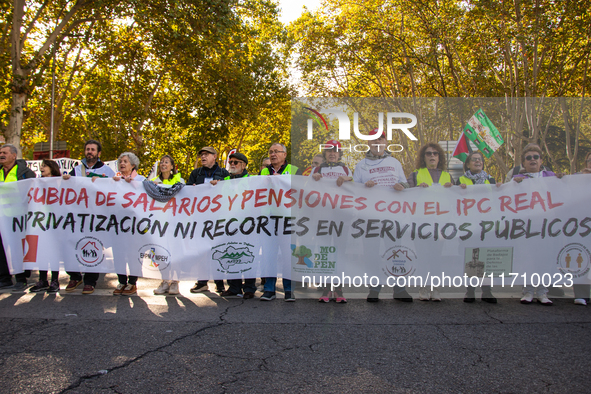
[457,151,499,304]
[408,143,454,301]
[513,145,561,305]
[29,160,62,293]
[151,155,184,296]
[112,152,145,296]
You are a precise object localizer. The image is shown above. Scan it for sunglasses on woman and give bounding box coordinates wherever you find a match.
[425,151,439,156]
[525,155,540,161]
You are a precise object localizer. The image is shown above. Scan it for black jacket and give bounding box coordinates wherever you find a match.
[187,164,229,185]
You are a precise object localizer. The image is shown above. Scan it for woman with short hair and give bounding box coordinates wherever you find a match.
[112,152,146,296]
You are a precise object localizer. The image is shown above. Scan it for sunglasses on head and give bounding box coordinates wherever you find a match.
[229,160,244,165]
[425,151,439,156]
[525,155,540,161]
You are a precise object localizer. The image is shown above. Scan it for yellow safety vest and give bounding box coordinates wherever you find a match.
[0,165,18,183]
[261,164,298,176]
[415,167,451,186]
[151,173,183,185]
[459,175,490,186]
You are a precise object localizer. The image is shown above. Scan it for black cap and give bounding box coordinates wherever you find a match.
[229,152,248,165]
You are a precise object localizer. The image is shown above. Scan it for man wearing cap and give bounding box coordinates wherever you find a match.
[63,139,116,295]
[187,146,230,293]
[352,130,413,302]
[0,144,36,290]
[214,152,258,299]
[259,143,302,301]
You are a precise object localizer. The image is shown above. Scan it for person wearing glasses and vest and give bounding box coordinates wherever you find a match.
[408,143,454,301]
[259,143,302,301]
[0,144,36,291]
[513,145,561,306]
[213,152,258,299]
[456,151,499,304]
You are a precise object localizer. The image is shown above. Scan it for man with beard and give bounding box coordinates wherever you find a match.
[187,146,230,293]
[0,144,36,290]
[63,140,115,294]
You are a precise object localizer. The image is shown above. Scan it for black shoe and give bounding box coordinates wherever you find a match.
[216,286,225,294]
[243,292,255,299]
[12,281,28,292]
[29,281,49,293]
[284,291,296,302]
[47,280,60,293]
[463,291,476,303]
[367,291,380,302]
[220,290,242,298]
[190,283,208,293]
[481,293,498,304]
[0,280,13,289]
[260,291,276,301]
[394,290,413,302]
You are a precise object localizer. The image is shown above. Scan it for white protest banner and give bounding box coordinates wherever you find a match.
[26,159,119,177]
[1,175,589,285]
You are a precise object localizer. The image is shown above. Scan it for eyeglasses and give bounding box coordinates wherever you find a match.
[525,155,540,161]
[268,150,285,155]
[425,151,439,156]
[229,160,244,165]
[470,157,483,162]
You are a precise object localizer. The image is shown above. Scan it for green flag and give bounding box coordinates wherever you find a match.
[463,109,504,158]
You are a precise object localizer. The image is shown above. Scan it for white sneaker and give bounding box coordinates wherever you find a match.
[154,281,170,295]
[574,298,587,306]
[431,288,442,302]
[418,287,430,301]
[520,292,534,304]
[537,294,552,305]
[168,281,180,295]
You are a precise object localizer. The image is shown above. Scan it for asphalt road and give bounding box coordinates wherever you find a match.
[0,274,589,394]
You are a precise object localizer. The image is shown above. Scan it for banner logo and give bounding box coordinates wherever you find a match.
[138,244,171,271]
[382,245,417,277]
[557,243,590,279]
[291,244,337,274]
[21,235,39,263]
[212,242,255,274]
[75,236,105,267]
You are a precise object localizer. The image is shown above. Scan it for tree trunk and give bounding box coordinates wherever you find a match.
[6,68,28,157]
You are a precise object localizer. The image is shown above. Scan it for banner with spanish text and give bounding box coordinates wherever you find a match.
[0,175,589,285]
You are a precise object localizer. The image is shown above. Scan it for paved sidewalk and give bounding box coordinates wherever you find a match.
[0,274,588,393]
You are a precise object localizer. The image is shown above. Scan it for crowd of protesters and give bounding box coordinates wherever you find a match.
[0,137,590,306]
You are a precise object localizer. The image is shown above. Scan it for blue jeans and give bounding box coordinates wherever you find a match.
[263,277,292,293]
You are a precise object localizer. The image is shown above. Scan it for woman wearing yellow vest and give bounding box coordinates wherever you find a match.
[455,151,498,304]
[409,143,454,301]
[151,155,185,296]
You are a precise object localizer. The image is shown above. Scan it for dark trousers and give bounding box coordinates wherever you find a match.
[227,278,257,294]
[39,271,59,282]
[67,272,100,286]
[117,275,138,285]
[197,279,225,290]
